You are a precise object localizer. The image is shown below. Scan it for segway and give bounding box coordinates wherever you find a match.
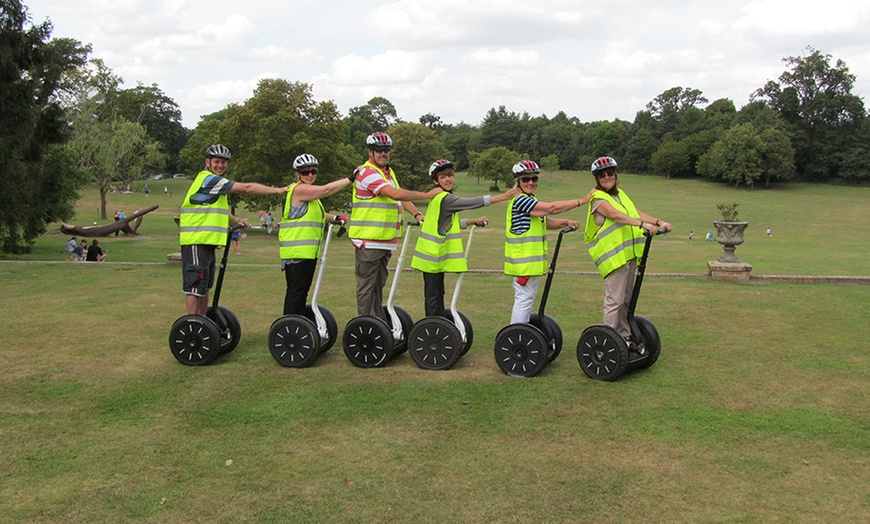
[341,222,417,368]
[576,228,664,381]
[493,225,576,377]
[169,223,244,366]
[406,221,486,370]
[267,220,345,367]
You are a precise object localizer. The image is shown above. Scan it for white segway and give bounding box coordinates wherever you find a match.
[268,220,345,367]
[169,224,244,366]
[577,228,664,381]
[493,225,576,377]
[341,222,417,367]
[406,221,486,370]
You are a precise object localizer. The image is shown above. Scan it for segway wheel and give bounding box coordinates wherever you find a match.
[305,304,338,354]
[577,325,629,381]
[385,306,414,355]
[455,310,474,356]
[343,316,394,368]
[207,306,241,354]
[269,315,320,368]
[531,313,562,363]
[493,323,549,377]
[169,315,222,366]
[408,317,463,370]
[634,315,661,369]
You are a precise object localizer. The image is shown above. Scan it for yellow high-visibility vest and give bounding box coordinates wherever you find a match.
[179,170,230,246]
[504,194,548,277]
[584,189,644,278]
[349,160,402,241]
[278,182,325,260]
[411,192,466,273]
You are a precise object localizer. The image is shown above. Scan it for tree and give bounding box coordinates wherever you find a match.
[419,113,443,130]
[478,105,527,152]
[438,122,478,171]
[0,1,89,252]
[697,124,763,188]
[386,122,450,191]
[539,154,560,172]
[468,147,521,189]
[752,47,867,181]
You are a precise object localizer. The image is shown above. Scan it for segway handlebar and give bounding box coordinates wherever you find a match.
[643,227,669,237]
[230,222,247,232]
[560,224,578,235]
[471,220,488,228]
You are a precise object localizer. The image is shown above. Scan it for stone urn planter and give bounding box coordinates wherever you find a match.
[713,220,749,263]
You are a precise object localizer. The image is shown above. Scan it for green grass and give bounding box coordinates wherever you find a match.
[1,173,868,522]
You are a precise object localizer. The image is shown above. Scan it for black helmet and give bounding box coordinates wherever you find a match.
[205,144,231,160]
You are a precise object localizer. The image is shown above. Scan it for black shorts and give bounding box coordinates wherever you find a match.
[181,244,217,296]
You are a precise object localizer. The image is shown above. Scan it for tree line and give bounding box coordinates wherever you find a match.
[2,0,867,252]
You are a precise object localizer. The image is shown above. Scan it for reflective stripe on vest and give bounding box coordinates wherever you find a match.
[349,160,402,241]
[504,194,548,276]
[584,189,644,278]
[179,171,230,246]
[410,192,467,273]
[278,183,325,260]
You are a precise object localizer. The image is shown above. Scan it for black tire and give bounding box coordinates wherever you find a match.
[207,306,241,354]
[169,315,222,366]
[269,315,320,368]
[493,323,549,377]
[342,316,394,368]
[385,306,414,355]
[531,313,562,363]
[408,317,463,370]
[305,304,338,354]
[455,310,474,356]
[634,315,661,369]
[576,324,629,381]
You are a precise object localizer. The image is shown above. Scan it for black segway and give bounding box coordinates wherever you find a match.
[406,221,485,370]
[341,222,417,368]
[577,228,664,381]
[267,220,345,367]
[169,223,244,366]
[493,225,576,377]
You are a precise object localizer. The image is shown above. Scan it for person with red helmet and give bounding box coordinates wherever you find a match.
[584,156,672,352]
[349,132,443,319]
[410,159,520,317]
[504,160,596,324]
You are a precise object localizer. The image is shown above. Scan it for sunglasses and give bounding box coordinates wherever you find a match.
[299,169,318,176]
[595,170,617,179]
[374,148,391,154]
[519,176,539,183]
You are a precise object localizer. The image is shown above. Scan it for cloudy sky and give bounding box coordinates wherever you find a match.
[25,0,870,129]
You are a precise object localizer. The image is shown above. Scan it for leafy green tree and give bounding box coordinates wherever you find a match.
[438,122,477,171]
[539,154,560,172]
[419,113,443,130]
[478,105,527,152]
[386,122,450,191]
[752,47,867,181]
[650,140,691,178]
[468,147,521,189]
[697,124,763,188]
[0,1,89,252]
[646,86,708,140]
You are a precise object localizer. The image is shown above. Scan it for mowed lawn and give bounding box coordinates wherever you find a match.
[1,173,868,522]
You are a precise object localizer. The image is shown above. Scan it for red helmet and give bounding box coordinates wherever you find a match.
[366,132,392,148]
[428,159,453,179]
[591,156,618,173]
[512,160,540,176]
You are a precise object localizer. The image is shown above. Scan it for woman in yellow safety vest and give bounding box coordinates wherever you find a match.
[504,160,594,324]
[410,159,519,317]
[584,156,672,352]
[278,153,353,316]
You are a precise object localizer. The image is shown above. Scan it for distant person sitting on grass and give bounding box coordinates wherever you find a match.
[85,239,108,262]
[64,236,77,253]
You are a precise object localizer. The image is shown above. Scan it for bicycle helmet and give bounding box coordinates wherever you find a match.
[293,153,319,170]
[428,159,453,179]
[591,156,618,173]
[366,132,392,148]
[205,144,231,160]
[512,160,540,177]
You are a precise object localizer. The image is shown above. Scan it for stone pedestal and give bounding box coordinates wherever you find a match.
[708,261,752,282]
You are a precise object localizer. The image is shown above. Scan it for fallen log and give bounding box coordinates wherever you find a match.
[61,205,159,237]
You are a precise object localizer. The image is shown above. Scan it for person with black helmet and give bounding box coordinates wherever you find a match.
[278,153,353,316]
[584,156,672,352]
[410,159,520,317]
[349,132,443,319]
[179,144,290,316]
[505,160,595,324]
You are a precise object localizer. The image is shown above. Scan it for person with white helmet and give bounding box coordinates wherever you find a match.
[278,153,353,316]
[504,160,596,324]
[410,159,520,317]
[584,156,672,353]
[179,144,289,316]
[349,132,443,319]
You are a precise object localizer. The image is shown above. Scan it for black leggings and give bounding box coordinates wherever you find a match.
[283,259,317,316]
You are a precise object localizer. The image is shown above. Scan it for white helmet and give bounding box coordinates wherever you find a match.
[293,153,318,170]
[428,159,453,179]
[512,160,540,176]
[366,132,392,148]
[205,144,231,160]
[591,156,618,173]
